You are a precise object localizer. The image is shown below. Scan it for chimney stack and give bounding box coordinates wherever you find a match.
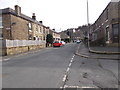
[15,5,21,16]
[39,21,43,24]
[46,27,50,29]
[53,29,55,31]
[32,13,36,20]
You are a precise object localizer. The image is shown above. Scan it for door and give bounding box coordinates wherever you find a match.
[112,23,119,43]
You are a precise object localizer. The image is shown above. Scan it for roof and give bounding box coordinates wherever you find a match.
[1,7,44,26]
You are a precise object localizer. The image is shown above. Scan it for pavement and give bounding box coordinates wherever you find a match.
[75,42,119,60]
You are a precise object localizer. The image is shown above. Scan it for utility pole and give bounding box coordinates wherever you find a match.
[87,0,90,49]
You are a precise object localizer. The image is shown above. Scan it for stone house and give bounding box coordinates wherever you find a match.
[90,1,119,46]
[51,29,61,41]
[60,31,70,40]
[1,5,46,40]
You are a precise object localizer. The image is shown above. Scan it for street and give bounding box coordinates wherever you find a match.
[2,43,119,88]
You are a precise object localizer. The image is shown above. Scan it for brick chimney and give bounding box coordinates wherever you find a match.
[32,13,36,20]
[53,29,55,31]
[39,21,43,24]
[15,5,21,16]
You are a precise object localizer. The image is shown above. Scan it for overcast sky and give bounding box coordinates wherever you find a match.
[0,0,111,32]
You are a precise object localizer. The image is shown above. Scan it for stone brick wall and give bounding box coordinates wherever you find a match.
[1,40,46,56]
[10,15,29,40]
[2,44,46,56]
[90,2,119,46]
[2,14,29,40]
[2,14,11,39]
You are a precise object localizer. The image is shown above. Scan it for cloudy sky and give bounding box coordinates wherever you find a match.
[0,0,111,32]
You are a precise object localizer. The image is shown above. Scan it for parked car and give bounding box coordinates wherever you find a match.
[76,40,81,44]
[53,41,62,47]
[60,41,66,45]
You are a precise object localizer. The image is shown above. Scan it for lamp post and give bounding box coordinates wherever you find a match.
[87,0,90,49]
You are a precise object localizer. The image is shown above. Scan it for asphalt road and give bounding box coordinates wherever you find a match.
[2,43,119,89]
[2,43,78,88]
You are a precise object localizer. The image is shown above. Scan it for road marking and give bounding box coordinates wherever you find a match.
[61,54,76,88]
[64,85,96,88]
[66,67,70,72]
[70,60,72,62]
[62,75,67,82]
[72,55,75,58]
[69,63,72,67]
[2,58,10,61]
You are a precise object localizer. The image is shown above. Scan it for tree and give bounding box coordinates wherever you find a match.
[46,34,53,47]
[64,38,71,43]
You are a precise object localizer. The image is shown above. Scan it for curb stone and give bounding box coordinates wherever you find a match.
[75,43,119,60]
[75,52,119,60]
[89,49,120,54]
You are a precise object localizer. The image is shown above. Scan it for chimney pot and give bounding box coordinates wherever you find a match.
[32,13,36,20]
[39,21,43,24]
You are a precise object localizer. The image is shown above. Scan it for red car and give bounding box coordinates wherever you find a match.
[53,41,62,47]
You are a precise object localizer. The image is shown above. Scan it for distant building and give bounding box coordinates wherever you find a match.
[63,28,74,41]
[72,28,84,41]
[60,31,70,40]
[51,29,61,41]
[76,25,89,40]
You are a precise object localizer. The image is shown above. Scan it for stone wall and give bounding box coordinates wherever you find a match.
[2,44,45,56]
[1,40,46,56]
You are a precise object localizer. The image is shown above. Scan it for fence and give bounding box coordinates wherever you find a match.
[2,40,46,48]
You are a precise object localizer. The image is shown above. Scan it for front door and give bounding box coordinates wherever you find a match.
[112,23,119,43]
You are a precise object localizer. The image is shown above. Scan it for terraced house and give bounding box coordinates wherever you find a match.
[0,5,60,55]
[1,5,45,40]
[90,1,120,46]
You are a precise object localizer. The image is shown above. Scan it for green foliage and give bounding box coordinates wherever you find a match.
[46,34,53,44]
[63,38,70,43]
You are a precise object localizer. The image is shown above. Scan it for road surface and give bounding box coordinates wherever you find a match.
[2,43,118,89]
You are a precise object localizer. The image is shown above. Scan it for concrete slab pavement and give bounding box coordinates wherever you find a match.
[75,42,119,60]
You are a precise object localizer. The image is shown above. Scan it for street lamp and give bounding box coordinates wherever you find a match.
[87,0,90,49]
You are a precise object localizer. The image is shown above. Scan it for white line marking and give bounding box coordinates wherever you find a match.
[3,58,10,61]
[60,87,63,89]
[70,60,73,63]
[72,55,75,58]
[62,75,67,82]
[61,54,76,88]
[66,67,70,72]
[64,85,96,88]
[69,63,72,67]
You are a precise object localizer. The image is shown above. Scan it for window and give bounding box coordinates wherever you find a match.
[36,25,38,32]
[28,34,32,40]
[0,15,2,28]
[112,23,119,43]
[40,26,42,33]
[112,24,118,35]
[28,23,32,32]
[38,26,42,33]
[43,27,45,34]
[0,15,3,39]
[0,33,3,39]
[38,26,40,33]
[106,9,108,20]
[106,27,109,41]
